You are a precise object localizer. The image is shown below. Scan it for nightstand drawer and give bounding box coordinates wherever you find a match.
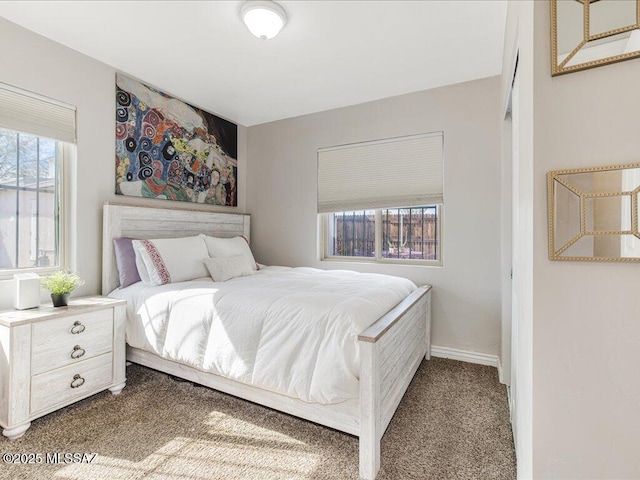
[30,352,113,415]
[31,310,113,375]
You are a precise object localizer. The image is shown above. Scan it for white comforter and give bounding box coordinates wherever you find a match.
[110,266,416,404]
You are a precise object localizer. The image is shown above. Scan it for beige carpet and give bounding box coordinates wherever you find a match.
[0,358,515,480]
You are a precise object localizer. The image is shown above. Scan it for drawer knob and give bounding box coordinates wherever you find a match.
[70,345,86,359]
[70,374,85,389]
[70,321,86,334]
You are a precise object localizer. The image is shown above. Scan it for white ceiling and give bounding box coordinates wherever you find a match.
[0,1,507,126]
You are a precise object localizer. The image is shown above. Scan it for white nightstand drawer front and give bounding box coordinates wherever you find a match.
[32,310,113,375]
[31,353,113,415]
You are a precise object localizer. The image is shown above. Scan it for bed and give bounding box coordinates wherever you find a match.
[102,203,431,479]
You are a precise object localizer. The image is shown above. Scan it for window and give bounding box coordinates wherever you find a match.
[318,132,443,265]
[0,130,61,269]
[325,205,440,263]
[0,83,75,275]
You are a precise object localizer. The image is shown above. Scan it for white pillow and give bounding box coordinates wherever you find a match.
[204,255,254,282]
[132,235,209,286]
[202,235,259,271]
[134,249,152,285]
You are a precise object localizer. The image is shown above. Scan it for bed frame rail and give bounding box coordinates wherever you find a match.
[358,286,432,479]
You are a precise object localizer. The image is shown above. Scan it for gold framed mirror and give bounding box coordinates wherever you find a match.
[548,163,640,262]
[551,0,640,76]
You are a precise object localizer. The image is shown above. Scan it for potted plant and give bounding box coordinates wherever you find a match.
[41,270,85,307]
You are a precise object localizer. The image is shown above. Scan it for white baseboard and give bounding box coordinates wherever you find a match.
[497,357,504,383]
[431,345,498,368]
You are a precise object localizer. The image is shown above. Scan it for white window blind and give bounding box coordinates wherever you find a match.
[317,132,443,213]
[0,83,76,144]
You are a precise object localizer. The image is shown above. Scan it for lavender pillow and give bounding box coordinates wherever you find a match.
[113,237,141,288]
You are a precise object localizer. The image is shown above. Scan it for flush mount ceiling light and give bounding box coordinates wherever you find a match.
[240,0,287,40]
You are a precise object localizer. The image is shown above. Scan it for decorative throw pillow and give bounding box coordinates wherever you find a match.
[113,237,141,288]
[202,235,259,271]
[203,255,254,282]
[132,235,210,286]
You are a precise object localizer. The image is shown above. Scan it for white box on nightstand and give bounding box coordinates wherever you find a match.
[13,273,41,310]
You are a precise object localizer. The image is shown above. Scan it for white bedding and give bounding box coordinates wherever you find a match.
[110,266,416,405]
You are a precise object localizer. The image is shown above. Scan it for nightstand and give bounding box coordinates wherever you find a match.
[0,296,126,440]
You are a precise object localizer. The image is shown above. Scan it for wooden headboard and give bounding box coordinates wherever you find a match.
[102,203,251,295]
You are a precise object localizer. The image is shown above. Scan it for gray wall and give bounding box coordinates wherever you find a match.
[0,18,247,308]
[531,2,640,478]
[247,77,503,355]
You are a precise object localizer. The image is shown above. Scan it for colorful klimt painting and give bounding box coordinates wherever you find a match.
[115,74,237,205]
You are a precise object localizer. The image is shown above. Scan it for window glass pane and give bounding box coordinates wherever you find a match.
[382,206,438,260]
[18,133,39,188]
[0,130,18,268]
[329,210,375,257]
[0,130,18,184]
[0,129,59,269]
[17,189,38,267]
[38,138,58,267]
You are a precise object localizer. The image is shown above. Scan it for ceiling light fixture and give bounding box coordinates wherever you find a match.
[240,0,287,40]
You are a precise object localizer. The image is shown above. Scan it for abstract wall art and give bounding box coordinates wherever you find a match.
[115,73,238,206]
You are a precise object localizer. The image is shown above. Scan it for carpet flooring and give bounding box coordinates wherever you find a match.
[0,358,515,480]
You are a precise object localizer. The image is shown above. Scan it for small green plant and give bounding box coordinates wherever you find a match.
[41,270,85,295]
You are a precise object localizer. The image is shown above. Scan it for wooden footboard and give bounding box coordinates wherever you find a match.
[358,286,432,479]
[124,286,431,480]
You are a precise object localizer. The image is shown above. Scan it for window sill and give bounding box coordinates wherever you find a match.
[0,266,61,282]
[321,257,442,268]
